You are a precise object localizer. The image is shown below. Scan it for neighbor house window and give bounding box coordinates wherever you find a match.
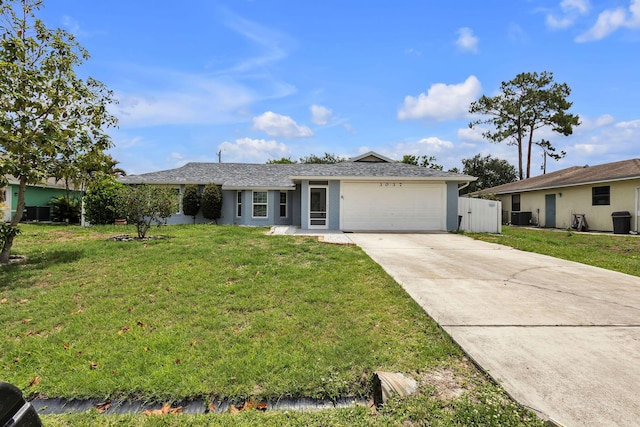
[236,191,242,217]
[592,186,610,206]
[252,191,268,218]
[279,192,287,218]
[511,194,521,212]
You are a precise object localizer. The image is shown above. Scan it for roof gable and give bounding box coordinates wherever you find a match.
[348,151,394,163]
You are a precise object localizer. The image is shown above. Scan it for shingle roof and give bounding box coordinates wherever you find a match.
[119,161,474,189]
[479,158,640,195]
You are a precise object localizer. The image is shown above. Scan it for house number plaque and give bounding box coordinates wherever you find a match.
[379,182,403,187]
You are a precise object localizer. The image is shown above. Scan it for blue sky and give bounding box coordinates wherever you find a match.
[39,0,640,175]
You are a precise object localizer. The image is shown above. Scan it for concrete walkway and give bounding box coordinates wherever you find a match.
[348,232,640,427]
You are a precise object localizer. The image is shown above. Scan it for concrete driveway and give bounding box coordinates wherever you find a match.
[348,232,640,427]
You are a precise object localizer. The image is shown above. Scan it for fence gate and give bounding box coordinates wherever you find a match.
[458,197,502,233]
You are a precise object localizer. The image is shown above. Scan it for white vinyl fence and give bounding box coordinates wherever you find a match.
[458,197,502,233]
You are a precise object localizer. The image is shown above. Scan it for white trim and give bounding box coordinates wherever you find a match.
[290,175,472,182]
[251,191,268,218]
[236,190,242,218]
[279,191,288,218]
[308,185,328,229]
[634,187,640,233]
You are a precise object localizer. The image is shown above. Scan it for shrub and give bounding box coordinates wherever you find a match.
[84,178,124,225]
[201,183,222,223]
[182,184,201,223]
[115,184,178,238]
[50,196,81,224]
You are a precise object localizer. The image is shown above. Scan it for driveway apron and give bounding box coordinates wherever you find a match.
[349,232,640,427]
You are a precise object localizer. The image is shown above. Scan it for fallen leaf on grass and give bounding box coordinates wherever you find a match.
[208,403,216,412]
[63,343,70,350]
[230,400,266,414]
[118,326,130,335]
[22,318,32,324]
[18,299,29,304]
[190,338,199,347]
[89,361,98,369]
[1,297,7,303]
[70,308,85,315]
[143,403,183,415]
[95,401,111,413]
[28,376,41,387]
[136,321,145,329]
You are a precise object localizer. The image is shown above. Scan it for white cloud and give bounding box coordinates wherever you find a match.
[457,126,487,143]
[576,0,640,42]
[310,105,333,125]
[508,23,528,43]
[577,114,615,130]
[398,75,482,121]
[547,0,591,29]
[111,66,297,128]
[252,111,313,138]
[455,27,479,53]
[416,137,454,152]
[343,123,357,134]
[219,137,291,163]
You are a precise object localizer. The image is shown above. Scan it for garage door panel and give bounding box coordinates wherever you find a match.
[341,182,444,231]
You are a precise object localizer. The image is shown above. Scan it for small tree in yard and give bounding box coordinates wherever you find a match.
[84,178,124,225]
[115,185,177,238]
[0,0,117,263]
[182,185,201,223]
[201,184,222,223]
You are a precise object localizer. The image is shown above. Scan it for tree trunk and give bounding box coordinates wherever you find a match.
[1,178,27,263]
[0,233,15,263]
[526,127,535,179]
[517,130,524,180]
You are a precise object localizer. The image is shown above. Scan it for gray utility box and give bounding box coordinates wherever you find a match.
[511,211,532,226]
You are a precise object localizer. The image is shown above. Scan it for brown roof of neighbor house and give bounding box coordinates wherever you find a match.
[478,158,640,195]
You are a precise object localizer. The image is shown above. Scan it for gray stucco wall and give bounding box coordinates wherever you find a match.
[300,180,340,230]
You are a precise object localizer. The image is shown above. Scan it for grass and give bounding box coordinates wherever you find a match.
[467,226,640,277]
[1,224,543,426]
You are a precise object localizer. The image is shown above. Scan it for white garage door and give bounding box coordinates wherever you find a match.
[341,181,445,231]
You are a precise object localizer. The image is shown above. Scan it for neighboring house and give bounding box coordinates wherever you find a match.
[1,177,80,222]
[118,152,476,232]
[476,158,640,232]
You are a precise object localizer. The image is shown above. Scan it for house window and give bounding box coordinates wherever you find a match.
[592,186,610,206]
[512,194,521,212]
[236,191,242,217]
[252,191,268,218]
[279,192,287,218]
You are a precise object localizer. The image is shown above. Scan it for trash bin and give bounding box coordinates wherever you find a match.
[611,211,632,234]
[0,382,42,426]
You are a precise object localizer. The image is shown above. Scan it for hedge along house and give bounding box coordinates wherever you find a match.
[476,158,640,232]
[118,152,476,232]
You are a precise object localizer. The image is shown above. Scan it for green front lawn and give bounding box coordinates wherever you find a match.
[1,225,543,426]
[468,226,640,277]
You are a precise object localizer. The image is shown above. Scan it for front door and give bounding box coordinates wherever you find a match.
[545,194,556,228]
[309,186,328,229]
